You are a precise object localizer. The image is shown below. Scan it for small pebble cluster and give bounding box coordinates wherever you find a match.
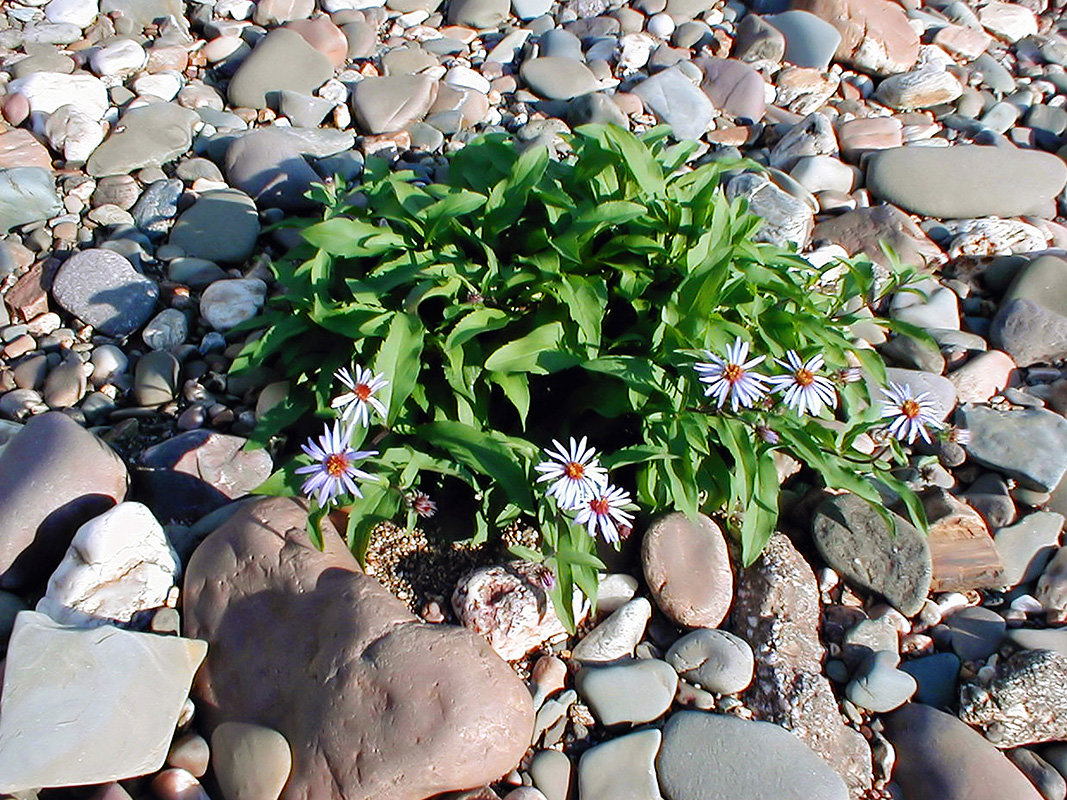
[6,0,1067,798]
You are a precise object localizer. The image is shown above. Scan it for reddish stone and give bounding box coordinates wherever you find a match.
[793,0,919,76]
[286,17,348,68]
[0,129,52,170]
[5,263,50,322]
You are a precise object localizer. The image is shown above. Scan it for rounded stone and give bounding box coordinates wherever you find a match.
[167,733,210,778]
[51,248,159,338]
[134,350,180,406]
[641,512,732,628]
[168,189,260,264]
[212,722,292,800]
[142,308,188,351]
[665,627,754,694]
[199,278,267,332]
[575,658,678,725]
[946,605,1006,662]
[845,650,917,712]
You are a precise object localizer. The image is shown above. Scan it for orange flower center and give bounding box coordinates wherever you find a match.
[901,399,921,419]
[325,453,349,477]
[723,363,743,383]
[565,461,585,480]
[354,383,372,401]
[590,497,610,515]
[795,368,814,386]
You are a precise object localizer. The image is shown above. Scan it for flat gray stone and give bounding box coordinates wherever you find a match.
[665,628,754,694]
[991,298,1067,368]
[884,703,1044,800]
[578,729,662,800]
[694,57,765,122]
[228,28,333,110]
[846,650,916,712]
[349,75,439,134]
[448,0,509,27]
[0,167,61,233]
[575,659,678,725]
[52,248,158,337]
[1008,627,1067,657]
[86,103,199,177]
[520,57,600,101]
[0,611,206,794]
[657,711,850,800]
[632,66,714,140]
[812,493,932,616]
[866,146,1067,219]
[946,606,1006,661]
[766,10,842,70]
[168,189,260,264]
[993,511,1065,587]
[225,128,320,211]
[959,406,1067,493]
[726,172,813,249]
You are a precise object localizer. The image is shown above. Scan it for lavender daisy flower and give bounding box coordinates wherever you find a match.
[535,436,609,510]
[332,364,389,427]
[295,421,377,506]
[694,337,768,411]
[767,351,838,417]
[572,484,635,545]
[881,382,944,445]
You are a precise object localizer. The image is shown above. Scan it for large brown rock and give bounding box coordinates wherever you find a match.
[183,497,533,800]
[731,534,873,798]
[793,0,918,76]
[884,703,1043,800]
[0,412,128,590]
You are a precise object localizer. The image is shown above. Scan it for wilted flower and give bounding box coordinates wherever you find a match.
[767,351,838,417]
[332,364,389,427]
[295,421,377,506]
[694,337,768,411]
[535,436,609,510]
[756,425,780,445]
[408,490,437,519]
[836,366,864,384]
[573,484,635,545]
[948,426,971,446]
[881,382,944,445]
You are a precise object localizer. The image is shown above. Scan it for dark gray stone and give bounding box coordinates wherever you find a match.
[224,128,320,212]
[946,606,1006,662]
[993,511,1064,588]
[811,493,932,616]
[228,29,333,110]
[51,248,159,337]
[131,179,183,241]
[168,189,260,264]
[900,653,961,709]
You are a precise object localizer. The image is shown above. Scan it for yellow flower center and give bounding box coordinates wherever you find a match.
[590,496,610,515]
[901,399,921,419]
[565,461,585,480]
[724,363,743,383]
[354,383,372,401]
[795,368,814,386]
[325,453,349,477]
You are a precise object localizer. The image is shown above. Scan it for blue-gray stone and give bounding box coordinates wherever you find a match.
[86,103,200,178]
[900,653,961,709]
[665,628,754,694]
[224,128,321,212]
[131,179,183,241]
[51,249,159,338]
[0,168,61,234]
[946,606,1006,662]
[994,511,1065,587]
[539,29,584,61]
[575,659,678,725]
[657,711,849,800]
[845,651,916,713]
[766,10,842,70]
[959,406,1067,493]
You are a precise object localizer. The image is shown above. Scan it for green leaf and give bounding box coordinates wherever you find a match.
[418,421,535,513]
[302,217,404,258]
[554,274,607,347]
[306,504,327,550]
[484,322,564,374]
[490,371,531,427]
[373,312,425,426]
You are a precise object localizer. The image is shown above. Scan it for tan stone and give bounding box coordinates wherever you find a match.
[836,115,903,161]
[642,512,732,628]
[947,350,1016,404]
[922,488,1006,592]
[933,24,992,62]
[0,129,51,169]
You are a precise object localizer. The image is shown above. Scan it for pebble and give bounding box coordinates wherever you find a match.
[577,728,661,800]
[571,596,651,663]
[199,278,268,331]
[664,627,754,694]
[900,652,961,708]
[945,605,1006,661]
[575,658,677,725]
[845,650,916,712]
[211,722,292,800]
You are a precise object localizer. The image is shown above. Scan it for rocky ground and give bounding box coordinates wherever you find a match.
[4,0,1067,798]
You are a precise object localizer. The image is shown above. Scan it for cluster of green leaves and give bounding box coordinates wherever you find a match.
[233,124,923,628]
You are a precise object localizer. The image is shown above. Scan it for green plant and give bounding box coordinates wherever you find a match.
[233,124,926,629]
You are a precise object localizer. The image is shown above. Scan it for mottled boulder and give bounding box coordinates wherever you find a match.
[183,497,533,800]
[959,649,1067,748]
[883,703,1043,800]
[0,412,128,590]
[731,534,873,796]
